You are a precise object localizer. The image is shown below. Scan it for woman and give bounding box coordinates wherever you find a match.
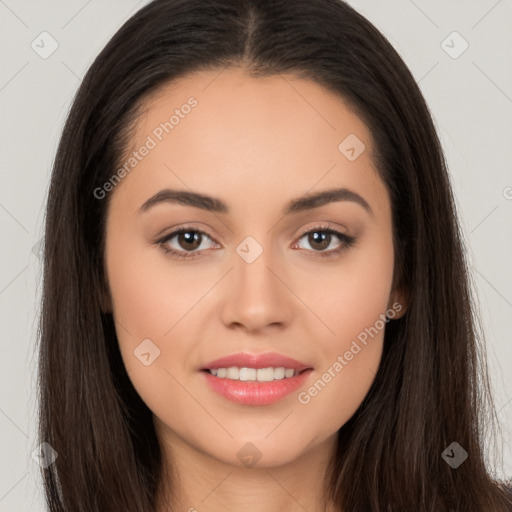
[37,0,512,510]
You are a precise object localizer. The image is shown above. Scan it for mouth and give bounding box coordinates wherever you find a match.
[201,366,310,382]
[200,367,313,406]
[201,351,312,375]
[199,351,313,405]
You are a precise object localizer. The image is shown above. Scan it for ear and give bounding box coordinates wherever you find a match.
[98,266,113,314]
[99,283,113,313]
[387,284,409,320]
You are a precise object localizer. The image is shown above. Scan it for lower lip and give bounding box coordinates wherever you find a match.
[201,369,313,406]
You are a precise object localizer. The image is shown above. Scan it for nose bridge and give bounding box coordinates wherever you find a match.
[234,233,279,296]
[220,232,293,331]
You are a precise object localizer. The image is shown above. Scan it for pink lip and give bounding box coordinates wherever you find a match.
[201,351,312,371]
[199,351,314,406]
[201,368,313,406]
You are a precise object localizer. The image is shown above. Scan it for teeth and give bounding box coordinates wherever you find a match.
[208,366,300,382]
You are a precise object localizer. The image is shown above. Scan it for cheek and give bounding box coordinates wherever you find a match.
[106,237,212,340]
[105,249,196,420]
[104,236,218,403]
[314,232,395,342]
[294,235,393,427]
[298,304,387,435]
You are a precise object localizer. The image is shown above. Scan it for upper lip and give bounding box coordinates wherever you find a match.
[201,352,312,371]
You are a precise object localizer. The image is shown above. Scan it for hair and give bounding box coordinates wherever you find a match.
[37,0,512,510]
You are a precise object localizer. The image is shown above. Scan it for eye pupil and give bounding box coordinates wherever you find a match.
[309,231,331,250]
[179,231,201,250]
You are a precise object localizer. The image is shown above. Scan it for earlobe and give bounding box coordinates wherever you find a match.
[387,286,409,320]
[98,276,113,314]
[97,259,113,313]
[99,289,112,314]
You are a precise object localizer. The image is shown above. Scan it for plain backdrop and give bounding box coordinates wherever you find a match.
[0,0,511,510]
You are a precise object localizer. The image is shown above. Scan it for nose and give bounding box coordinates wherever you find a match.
[220,240,294,333]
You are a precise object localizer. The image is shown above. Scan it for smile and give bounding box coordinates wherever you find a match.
[201,368,313,405]
[206,366,302,381]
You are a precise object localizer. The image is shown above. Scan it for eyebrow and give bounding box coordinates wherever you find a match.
[139,187,373,217]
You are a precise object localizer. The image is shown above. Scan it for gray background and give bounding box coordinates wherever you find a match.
[0,0,511,509]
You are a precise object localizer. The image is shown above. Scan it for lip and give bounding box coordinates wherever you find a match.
[199,351,314,406]
[201,368,314,406]
[200,351,312,372]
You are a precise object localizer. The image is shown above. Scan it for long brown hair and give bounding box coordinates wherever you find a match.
[38,0,512,510]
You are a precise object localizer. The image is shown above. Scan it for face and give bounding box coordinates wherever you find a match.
[103,67,405,469]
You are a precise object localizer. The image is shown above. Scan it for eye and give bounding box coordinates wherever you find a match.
[292,225,357,258]
[156,226,219,260]
[155,224,357,260]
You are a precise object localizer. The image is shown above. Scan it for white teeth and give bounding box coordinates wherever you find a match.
[227,367,240,379]
[258,367,280,381]
[239,367,256,381]
[208,366,300,382]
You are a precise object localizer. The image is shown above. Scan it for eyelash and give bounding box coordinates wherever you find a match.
[155,224,357,261]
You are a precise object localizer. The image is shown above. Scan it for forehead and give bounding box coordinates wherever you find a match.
[134,67,374,158]
[112,67,388,219]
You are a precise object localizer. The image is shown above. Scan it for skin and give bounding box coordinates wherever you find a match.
[103,67,407,512]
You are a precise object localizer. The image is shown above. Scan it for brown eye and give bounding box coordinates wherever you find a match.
[157,227,219,259]
[308,231,332,251]
[293,226,357,259]
[177,231,202,251]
